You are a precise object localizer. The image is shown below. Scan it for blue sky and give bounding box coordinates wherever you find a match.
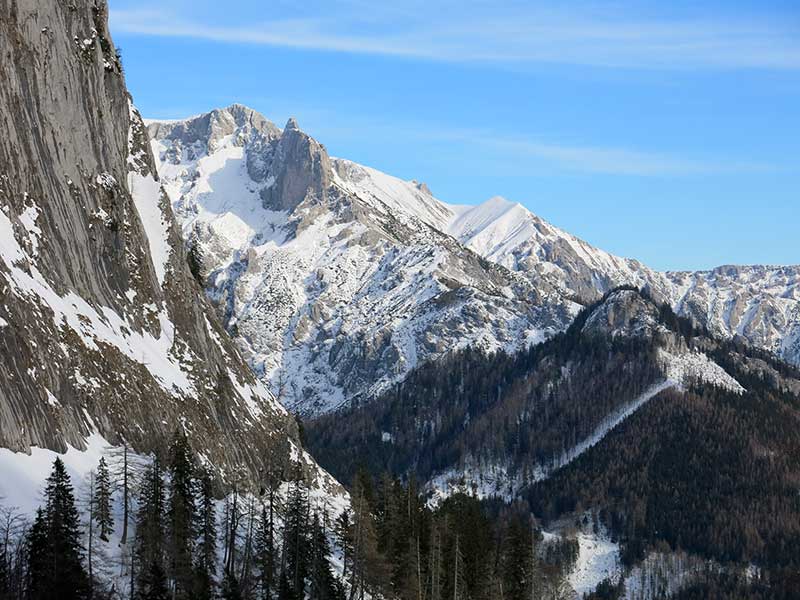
[109,0,799,271]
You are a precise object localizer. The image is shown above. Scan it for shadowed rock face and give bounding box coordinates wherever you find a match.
[0,0,327,488]
[259,118,333,212]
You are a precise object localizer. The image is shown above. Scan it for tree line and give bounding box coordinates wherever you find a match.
[0,431,343,600]
[0,439,596,600]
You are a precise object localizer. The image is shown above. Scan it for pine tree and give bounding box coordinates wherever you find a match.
[26,508,49,600]
[254,503,276,600]
[193,468,216,600]
[308,513,343,600]
[138,560,169,600]
[167,430,197,600]
[220,568,243,600]
[500,515,534,600]
[135,458,165,600]
[282,481,310,600]
[94,457,114,542]
[27,458,89,600]
[333,510,352,585]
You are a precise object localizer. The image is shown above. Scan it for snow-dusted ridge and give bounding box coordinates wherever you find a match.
[147,105,799,417]
[149,106,567,415]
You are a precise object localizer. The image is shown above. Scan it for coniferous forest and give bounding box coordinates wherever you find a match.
[0,433,585,600]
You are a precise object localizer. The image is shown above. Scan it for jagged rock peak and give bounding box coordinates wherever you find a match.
[285,116,300,131]
[582,288,663,339]
[148,104,281,152]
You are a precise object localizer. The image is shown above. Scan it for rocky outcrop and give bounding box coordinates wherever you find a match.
[0,1,329,488]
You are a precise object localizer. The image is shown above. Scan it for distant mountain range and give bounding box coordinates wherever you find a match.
[147,105,800,415]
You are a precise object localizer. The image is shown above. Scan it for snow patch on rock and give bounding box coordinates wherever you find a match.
[128,171,171,286]
[658,349,745,393]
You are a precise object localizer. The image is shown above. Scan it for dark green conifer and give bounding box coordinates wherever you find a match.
[94,457,114,542]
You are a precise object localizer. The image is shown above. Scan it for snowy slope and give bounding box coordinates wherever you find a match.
[447,197,800,367]
[149,107,569,414]
[148,105,798,416]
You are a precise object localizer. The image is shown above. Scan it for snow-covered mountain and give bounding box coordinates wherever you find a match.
[0,4,336,493]
[147,105,799,415]
[148,106,570,414]
[446,197,800,366]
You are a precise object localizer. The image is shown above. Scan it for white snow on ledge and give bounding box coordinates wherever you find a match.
[659,348,745,394]
[0,433,112,512]
[0,209,194,396]
[128,171,171,286]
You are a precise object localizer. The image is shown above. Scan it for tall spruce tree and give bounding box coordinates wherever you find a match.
[26,458,89,600]
[94,457,114,542]
[26,508,49,600]
[500,515,534,600]
[166,431,197,600]
[138,560,169,600]
[193,468,216,600]
[282,481,310,600]
[308,513,343,600]
[254,503,276,600]
[135,458,165,600]
[220,568,243,600]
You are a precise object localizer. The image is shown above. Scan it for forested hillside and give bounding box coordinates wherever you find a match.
[307,288,800,595]
[307,288,699,487]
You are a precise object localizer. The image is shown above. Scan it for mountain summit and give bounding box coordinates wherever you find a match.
[147,105,800,415]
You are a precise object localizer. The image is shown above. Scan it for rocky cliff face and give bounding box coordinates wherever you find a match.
[0,2,329,489]
[148,105,799,416]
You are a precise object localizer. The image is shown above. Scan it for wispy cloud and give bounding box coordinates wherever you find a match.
[283,112,776,176]
[111,3,800,70]
[415,130,775,177]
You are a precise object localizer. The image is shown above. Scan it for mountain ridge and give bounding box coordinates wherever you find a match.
[147,104,799,416]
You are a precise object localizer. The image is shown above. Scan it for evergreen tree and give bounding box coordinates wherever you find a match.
[308,513,343,600]
[137,560,169,600]
[220,568,243,600]
[26,458,89,600]
[166,431,197,600]
[500,515,534,600]
[94,457,114,542]
[333,511,352,585]
[282,481,310,600]
[135,458,165,600]
[193,468,216,600]
[26,508,49,600]
[254,503,276,600]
